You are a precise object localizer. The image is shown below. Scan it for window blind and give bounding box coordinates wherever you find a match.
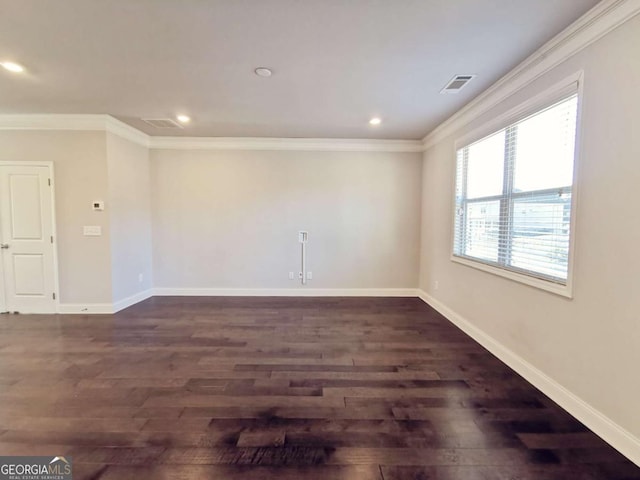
[453,94,578,284]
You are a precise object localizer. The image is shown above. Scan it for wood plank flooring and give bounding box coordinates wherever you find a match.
[0,296,638,479]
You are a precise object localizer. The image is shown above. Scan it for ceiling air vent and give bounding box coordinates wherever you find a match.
[142,118,183,129]
[441,74,476,94]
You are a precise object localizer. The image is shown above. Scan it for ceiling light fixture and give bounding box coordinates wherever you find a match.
[369,117,382,126]
[254,67,273,77]
[176,115,190,124]
[1,61,25,73]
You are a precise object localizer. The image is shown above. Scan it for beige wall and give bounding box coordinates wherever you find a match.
[0,130,112,303]
[419,15,640,438]
[106,133,153,302]
[0,131,421,303]
[151,149,422,290]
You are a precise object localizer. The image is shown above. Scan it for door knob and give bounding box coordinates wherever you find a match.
[0,244,9,249]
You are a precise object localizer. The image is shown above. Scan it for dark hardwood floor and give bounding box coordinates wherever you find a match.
[0,296,638,479]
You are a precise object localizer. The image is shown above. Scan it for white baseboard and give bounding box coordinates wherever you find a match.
[57,303,114,314]
[58,289,154,314]
[417,290,640,467]
[112,288,154,313]
[55,288,418,315]
[152,287,419,297]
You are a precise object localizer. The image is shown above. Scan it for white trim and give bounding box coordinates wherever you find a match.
[105,117,150,147]
[57,303,114,314]
[417,290,640,467]
[148,136,424,153]
[112,288,154,313]
[57,289,153,314]
[453,72,582,151]
[0,114,150,148]
[152,288,419,297]
[450,256,573,298]
[57,288,420,314]
[49,164,61,314]
[0,114,107,132]
[0,114,421,153]
[422,0,640,150]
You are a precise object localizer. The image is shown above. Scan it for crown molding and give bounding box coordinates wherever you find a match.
[0,114,107,131]
[105,116,150,147]
[0,114,150,147]
[422,0,640,150]
[148,136,423,153]
[0,114,421,153]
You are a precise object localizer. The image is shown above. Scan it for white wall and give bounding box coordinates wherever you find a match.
[419,14,640,441]
[151,149,422,290]
[0,130,113,304]
[106,132,153,303]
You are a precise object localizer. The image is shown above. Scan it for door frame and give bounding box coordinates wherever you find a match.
[0,161,60,314]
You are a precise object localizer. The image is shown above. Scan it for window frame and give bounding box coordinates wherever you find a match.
[450,72,584,298]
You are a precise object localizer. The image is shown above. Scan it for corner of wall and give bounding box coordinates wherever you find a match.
[105,131,153,307]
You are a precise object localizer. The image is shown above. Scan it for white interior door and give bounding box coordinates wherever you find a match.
[0,165,57,313]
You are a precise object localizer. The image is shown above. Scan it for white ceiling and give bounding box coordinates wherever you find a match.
[0,0,599,139]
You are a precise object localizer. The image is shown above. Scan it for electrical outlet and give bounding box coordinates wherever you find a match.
[138,273,144,283]
[306,271,313,280]
[434,280,439,290]
[288,272,294,280]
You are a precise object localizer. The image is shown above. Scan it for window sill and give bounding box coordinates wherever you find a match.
[450,255,573,299]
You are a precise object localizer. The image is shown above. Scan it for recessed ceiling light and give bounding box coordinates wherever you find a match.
[176,115,190,124]
[254,67,273,77]
[369,117,382,126]
[1,61,25,73]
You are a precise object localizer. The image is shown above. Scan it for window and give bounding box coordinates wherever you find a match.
[453,93,579,291]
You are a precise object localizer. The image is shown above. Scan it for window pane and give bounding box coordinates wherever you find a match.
[463,200,500,262]
[513,96,577,192]
[466,130,505,198]
[510,192,571,280]
[453,90,578,289]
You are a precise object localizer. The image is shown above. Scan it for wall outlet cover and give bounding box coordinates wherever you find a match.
[83,226,102,236]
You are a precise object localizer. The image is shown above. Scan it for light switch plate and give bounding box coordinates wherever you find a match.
[83,226,102,236]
